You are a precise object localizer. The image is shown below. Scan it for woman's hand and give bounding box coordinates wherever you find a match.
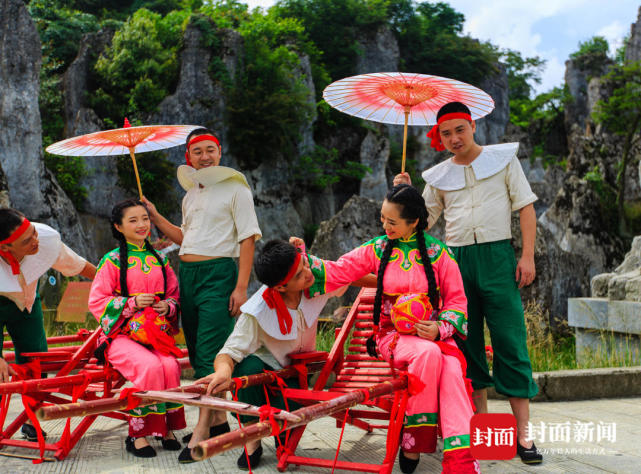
[289,236,305,250]
[415,320,439,341]
[393,172,412,186]
[152,300,169,316]
[134,293,155,309]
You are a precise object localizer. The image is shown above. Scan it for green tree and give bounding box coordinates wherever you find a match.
[90,8,188,122]
[501,49,545,101]
[217,9,315,167]
[570,36,610,76]
[593,62,641,236]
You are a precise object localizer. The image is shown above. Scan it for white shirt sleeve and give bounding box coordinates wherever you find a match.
[218,313,262,363]
[423,184,444,230]
[231,186,262,243]
[51,243,86,276]
[506,156,538,211]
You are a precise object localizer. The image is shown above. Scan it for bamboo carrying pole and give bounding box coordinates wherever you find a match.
[0,371,119,395]
[37,361,326,421]
[192,376,408,461]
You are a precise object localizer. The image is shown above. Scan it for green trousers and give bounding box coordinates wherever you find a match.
[179,258,237,379]
[233,355,302,424]
[0,294,48,364]
[451,240,538,399]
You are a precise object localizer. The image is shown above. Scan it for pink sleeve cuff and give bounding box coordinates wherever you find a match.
[438,321,456,340]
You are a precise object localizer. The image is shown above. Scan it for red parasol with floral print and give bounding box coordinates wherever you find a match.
[323,72,495,172]
[46,119,200,198]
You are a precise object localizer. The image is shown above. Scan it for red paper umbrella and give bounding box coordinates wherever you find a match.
[46,119,200,198]
[323,72,494,172]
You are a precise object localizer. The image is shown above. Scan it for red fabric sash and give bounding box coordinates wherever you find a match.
[261,252,302,335]
[184,134,220,166]
[434,340,476,412]
[140,306,183,357]
[426,112,472,151]
[0,218,31,275]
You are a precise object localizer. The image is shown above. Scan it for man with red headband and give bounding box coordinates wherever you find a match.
[143,127,261,462]
[195,239,348,470]
[0,208,95,439]
[394,101,542,464]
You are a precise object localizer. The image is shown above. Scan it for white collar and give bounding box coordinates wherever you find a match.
[239,285,328,340]
[0,223,61,291]
[177,165,249,191]
[422,142,519,191]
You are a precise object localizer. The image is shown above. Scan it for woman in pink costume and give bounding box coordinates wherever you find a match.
[306,184,479,474]
[89,199,186,458]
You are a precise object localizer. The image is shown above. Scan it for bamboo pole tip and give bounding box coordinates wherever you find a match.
[192,446,205,460]
[35,407,46,420]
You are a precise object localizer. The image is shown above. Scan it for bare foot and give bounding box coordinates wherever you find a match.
[402,449,419,460]
[187,426,210,449]
[134,437,150,449]
[518,437,533,449]
[245,439,261,455]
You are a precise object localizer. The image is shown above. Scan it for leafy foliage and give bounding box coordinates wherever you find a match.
[294,145,370,190]
[211,9,316,168]
[592,62,641,234]
[394,1,498,86]
[89,8,188,122]
[570,36,611,76]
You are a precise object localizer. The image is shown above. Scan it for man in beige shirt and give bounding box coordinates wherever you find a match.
[0,208,95,440]
[144,128,261,462]
[395,101,542,464]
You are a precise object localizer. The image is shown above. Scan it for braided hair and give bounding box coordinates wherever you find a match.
[366,184,440,357]
[110,199,167,298]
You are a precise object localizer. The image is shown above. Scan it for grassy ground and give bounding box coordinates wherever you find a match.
[314,302,640,371]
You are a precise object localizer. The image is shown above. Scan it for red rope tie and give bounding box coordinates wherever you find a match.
[405,372,426,396]
[331,409,350,474]
[60,372,94,454]
[231,377,244,401]
[357,388,370,403]
[228,377,253,473]
[258,405,282,436]
[118,387,142,410]
[21,394,46,464]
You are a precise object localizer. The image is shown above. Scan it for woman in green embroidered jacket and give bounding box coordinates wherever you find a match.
[89,199,185,458]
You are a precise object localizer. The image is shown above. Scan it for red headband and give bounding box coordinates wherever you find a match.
[261,252,303,335]
[185,134,220,166]
[0,218,32,275]
[426,112,472,151]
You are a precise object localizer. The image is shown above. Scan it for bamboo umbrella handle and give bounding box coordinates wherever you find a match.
[401,108,410,174]
[128,147,143,199]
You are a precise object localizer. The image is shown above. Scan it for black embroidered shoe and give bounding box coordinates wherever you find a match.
[161,437,181,451]
[125,436,157,458]
[237,444,263,471]
[182,422,230,443]
[21,423,47,441]
[178,446,196,463]
[398,449,420,474]
[517,441,543,464]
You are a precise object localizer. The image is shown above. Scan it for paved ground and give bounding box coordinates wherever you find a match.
[1,391,639,473]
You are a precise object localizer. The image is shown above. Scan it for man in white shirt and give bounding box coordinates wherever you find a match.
[0,208,95,439]
[144,128,262,462]
[394,101,542,464]
[196,239,347,470]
